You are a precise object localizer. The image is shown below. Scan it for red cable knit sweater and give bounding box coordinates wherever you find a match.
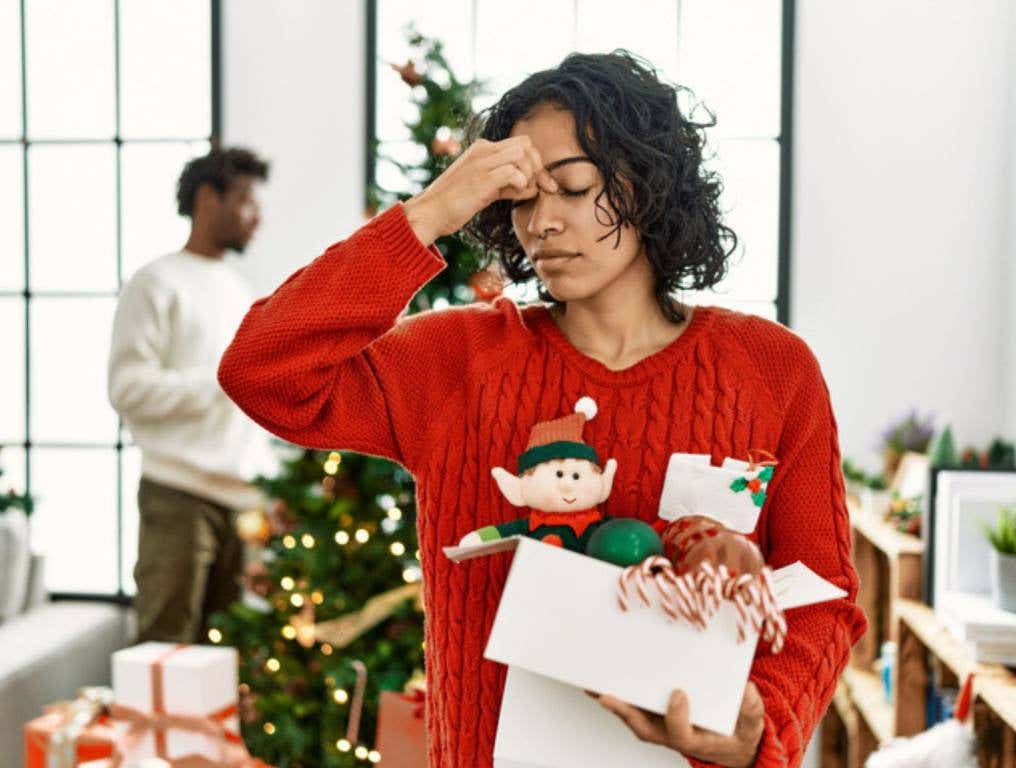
[218,203,867,768]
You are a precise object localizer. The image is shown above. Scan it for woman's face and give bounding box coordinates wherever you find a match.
[508,103,644,303]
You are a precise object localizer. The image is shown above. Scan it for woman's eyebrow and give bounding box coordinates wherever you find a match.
[544,156,593,171]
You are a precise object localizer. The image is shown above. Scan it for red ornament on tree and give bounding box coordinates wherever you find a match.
[390,59,423,87]
[469,266,505,302]
[430,126,461,157]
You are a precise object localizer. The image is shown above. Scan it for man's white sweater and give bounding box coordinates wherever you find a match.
[108,249,278,510]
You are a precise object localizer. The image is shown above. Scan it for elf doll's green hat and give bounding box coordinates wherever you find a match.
[517,397,600,474]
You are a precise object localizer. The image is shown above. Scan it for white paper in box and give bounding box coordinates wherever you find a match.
[112,642,239,760]
[446,536,847,738]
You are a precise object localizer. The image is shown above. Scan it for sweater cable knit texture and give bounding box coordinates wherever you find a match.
[218,203,867,768]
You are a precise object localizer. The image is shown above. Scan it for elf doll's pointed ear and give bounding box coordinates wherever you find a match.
[599,458,618,501]
[491,466,526,507]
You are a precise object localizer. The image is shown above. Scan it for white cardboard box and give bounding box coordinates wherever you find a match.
[112,642,239,761]
[446,536,846,740]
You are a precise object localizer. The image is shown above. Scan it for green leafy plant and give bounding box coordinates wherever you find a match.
[0,450,32,516]
[983,506,1016,556]
[841,459,887,491]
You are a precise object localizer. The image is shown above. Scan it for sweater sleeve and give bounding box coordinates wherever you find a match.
[688,342,867,768]
[217,203,468,474]
[108,271,223,422]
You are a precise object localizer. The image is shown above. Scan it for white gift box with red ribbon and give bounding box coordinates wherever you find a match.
[111,643,241,762]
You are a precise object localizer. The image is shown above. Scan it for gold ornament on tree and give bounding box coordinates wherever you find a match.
[313,583,423,650]
[236,507,271,546]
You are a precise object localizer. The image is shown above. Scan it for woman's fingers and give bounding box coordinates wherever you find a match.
[599,695,666,745]
[484,138,559,197]
[664,689,701,751]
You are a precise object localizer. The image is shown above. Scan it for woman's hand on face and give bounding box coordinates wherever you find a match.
[593,681,765,767]
[402,135,559,246]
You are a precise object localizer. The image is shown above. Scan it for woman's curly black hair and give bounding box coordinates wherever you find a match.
[463,50,738,324]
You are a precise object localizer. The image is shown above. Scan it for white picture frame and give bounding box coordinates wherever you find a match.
[932,471,1016,609]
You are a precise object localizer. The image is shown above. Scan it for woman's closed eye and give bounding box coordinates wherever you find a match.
[510,187,591,209]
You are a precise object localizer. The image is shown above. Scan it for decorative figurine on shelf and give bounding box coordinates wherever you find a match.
[457,397,618,553]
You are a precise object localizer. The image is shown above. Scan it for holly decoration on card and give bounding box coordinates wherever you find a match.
[729,465,774,508]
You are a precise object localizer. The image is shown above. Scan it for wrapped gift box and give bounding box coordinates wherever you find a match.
[23,710,120,768]
[112,642,240,762]
[374,690,428,767]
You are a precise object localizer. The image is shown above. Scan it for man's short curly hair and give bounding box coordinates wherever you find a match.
[176,147,270,217]
[462,50,738,323]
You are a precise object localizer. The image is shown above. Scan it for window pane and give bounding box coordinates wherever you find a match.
[376,0,474,143]
[121,141,209,283]
[29,144,117,292]
[30,297,118,444]
[0,0,22,138]
[25,0,116,139]
[120,444,141,595]
[0,298,25,443]
[0,145,24,290]
[119,0,211,139]
[704,138,780,302]
[31,447,118,594]
[0,444,26,496]
[474,0,575,112]
[679,0,782,139]
[575,0,679,84]
[375,140,428,197]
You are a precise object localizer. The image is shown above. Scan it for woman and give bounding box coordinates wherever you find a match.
[219,51,866,767]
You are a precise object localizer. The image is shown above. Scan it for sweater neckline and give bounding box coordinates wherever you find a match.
[529,302,715,386]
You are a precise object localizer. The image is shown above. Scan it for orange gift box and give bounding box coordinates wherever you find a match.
[375,689,428,767]
[23,711,120,768]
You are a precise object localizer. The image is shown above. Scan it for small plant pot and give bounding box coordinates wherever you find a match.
[990,549,1016,612]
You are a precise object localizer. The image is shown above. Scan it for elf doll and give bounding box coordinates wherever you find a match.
[458,396,618,552]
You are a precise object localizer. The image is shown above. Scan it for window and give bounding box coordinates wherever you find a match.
[369,0,793,323]
[0,0,220,599]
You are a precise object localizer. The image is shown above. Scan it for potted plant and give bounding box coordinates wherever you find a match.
[878,409,935,483]
[983,506,1016,612]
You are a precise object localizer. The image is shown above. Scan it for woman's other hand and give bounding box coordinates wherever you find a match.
[595,681,765,767]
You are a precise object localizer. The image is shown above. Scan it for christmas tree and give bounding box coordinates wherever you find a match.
[210,30,490,767]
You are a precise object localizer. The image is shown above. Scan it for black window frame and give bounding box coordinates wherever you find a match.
[0,0,223,604]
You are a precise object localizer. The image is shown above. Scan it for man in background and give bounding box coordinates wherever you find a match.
[108,147,277,643]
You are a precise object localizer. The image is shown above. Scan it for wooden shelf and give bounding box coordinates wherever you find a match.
[849,499,924,559]
[843,667,893,745]
[895,599,1010,684]
[978,675,1016,733]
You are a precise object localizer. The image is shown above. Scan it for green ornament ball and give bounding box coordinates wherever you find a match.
[585,518,663,567]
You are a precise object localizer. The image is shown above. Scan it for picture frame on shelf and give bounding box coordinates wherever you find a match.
[922,467,1016,607]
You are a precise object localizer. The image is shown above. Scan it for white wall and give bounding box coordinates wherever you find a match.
[792,0,1013,467]
[221,0,366,298]
[222,1,1016,468]
[1007,0,1016,445]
